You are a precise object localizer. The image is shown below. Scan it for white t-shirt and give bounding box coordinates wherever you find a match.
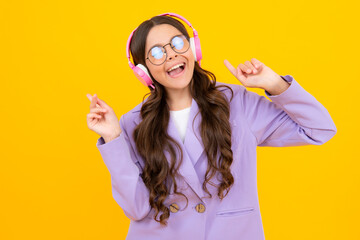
[169,106,191,143]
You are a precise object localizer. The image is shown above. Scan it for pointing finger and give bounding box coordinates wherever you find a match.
[86,93,92,102]
[224,59,237,77]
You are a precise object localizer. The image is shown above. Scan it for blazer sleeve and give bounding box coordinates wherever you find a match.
[96,115,151,220]
[241,74,337,147]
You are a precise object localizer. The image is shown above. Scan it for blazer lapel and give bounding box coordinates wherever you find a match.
[167,107,205,199]
[132,98,206,199]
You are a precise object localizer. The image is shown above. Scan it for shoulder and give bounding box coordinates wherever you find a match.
[215,81,246,102]
[119,100,144,133]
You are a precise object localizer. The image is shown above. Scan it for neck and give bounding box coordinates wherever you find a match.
[165,85,192,111]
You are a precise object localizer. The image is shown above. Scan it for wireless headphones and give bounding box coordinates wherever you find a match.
[126,12,202,90]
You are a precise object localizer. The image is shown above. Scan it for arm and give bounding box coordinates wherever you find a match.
[96,115,151,220]
[241,75,337,147]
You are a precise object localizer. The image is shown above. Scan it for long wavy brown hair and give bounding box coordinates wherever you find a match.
[130,15,235,226]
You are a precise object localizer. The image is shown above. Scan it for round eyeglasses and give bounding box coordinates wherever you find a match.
[146,35,190,66]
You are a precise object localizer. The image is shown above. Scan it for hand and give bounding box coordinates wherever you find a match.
[86,93,122,142]
[224,58,290,94]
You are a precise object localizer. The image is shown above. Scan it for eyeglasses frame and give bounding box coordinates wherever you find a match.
[145,34,190,66]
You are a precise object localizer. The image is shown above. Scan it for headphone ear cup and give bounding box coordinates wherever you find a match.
[132,64,154,89]
[190,36,202,62]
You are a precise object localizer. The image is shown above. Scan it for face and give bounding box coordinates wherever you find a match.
[144,24,195,93]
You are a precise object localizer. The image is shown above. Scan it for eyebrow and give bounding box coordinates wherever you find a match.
[147,34,183,52]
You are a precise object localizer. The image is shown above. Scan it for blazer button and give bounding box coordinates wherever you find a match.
[169,203,179,213]
[195,203,206,213]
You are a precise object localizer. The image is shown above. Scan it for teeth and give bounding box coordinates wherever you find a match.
[167,63,184,72]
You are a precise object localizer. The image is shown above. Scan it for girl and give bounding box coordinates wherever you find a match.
[86,13,336,240]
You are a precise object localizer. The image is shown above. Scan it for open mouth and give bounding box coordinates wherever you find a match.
[167,62,186,78]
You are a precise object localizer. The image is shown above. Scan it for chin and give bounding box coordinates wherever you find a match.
[167,80,191,91]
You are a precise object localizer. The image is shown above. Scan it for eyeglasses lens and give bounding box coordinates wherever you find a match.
[172,36,185,51]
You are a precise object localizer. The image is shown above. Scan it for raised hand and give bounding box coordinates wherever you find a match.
[86,94,122,143]
[224,58,290,95]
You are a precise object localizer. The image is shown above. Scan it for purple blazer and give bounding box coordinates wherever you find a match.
[96,75,336,240]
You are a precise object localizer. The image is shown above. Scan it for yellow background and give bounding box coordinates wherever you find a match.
[1,0,359,239]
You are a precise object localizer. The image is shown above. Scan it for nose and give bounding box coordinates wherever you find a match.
[164,45,178,61]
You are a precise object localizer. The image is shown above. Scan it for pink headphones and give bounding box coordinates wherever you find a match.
[126,12,203,90]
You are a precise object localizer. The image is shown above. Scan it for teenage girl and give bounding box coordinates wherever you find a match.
[86,13,336,240]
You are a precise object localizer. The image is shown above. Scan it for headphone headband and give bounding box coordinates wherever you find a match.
[126,13,198,63]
